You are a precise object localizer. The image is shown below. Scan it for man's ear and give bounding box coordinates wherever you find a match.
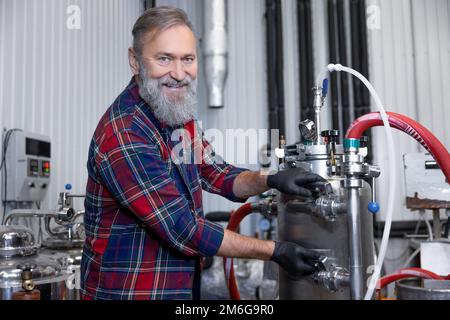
[128,47,140,76]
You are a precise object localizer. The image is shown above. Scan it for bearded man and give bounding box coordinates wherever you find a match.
[80,6,326,300]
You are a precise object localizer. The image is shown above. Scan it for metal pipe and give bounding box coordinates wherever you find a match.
[371,177,376,203]
[64,194,85,198]
[204,0,228,108]
[343,0,355,125]
[444,210,450,238]
[347,187,364,299]
[432,209,442,239]
[73,210,85,221]
[313,86,323,145]
[4,209,61,225]
[285,194,346,222]
[45,217,65,237]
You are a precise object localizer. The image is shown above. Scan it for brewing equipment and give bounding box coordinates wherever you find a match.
[3,187,85,300]
[276,82,379,299]
[0,225,73,300]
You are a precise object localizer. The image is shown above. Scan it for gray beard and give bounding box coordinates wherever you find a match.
[137,62,197,127]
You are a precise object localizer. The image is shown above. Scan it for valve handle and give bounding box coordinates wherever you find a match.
[322,79,329,97]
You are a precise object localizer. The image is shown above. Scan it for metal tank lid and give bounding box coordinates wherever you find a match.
[0,226,40,258]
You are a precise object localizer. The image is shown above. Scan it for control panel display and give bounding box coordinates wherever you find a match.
[26,138,51,157]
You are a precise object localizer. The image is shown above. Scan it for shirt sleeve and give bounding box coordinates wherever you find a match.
[197,127,250,203]
[97,128,224,257]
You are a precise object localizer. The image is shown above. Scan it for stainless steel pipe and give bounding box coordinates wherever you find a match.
[4,210,61,226]
[204,0,228,108]
[347,187,364,300]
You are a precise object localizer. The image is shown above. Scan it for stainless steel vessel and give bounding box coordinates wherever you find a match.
[277,144,375,300]
[0,225,73,300]
[3,190,86,300]
[396,279,450,300]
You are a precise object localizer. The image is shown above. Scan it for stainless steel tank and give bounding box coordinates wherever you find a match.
[0,225,73,300]
[41,218,84,300]
[396,279,450,300]
[277,144,375,300]
[40,243,83,300]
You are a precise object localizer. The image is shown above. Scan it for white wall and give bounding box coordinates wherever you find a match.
[0,0,142,212]
[366,0,450,222]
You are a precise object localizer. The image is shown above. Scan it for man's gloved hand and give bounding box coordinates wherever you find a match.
[267,168,327,197]
[270,241,322,278]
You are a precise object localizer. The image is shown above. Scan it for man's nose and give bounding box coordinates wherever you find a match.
[169,60,186,81]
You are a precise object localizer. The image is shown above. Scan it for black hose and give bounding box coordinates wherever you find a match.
[298,0,315,122]
[266,0,285,136]
[205,211,231,222]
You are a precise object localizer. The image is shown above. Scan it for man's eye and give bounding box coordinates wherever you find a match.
[183,57,195,64]
[158,57,171,64]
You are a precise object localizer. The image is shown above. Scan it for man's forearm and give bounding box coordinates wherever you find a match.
[216,229,275,260]
[232,171,270,199]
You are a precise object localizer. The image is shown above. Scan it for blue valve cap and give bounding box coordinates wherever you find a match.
[368,202,380,214]
[322,79,329,97]
[65,183,72,191]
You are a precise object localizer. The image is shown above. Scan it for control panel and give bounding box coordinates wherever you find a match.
[1,130,51,202]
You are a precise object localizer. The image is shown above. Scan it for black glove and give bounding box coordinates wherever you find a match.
[270,241,322,278]
[267,168,327,197]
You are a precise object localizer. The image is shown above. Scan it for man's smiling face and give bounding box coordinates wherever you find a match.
[140,24,198,103]
[130,24,198,126]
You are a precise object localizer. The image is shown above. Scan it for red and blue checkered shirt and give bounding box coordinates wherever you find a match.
[80,78,248,300]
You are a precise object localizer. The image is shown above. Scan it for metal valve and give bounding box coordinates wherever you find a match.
[314,264,350,292]
[299,119,316,142]
[16,264,37,292]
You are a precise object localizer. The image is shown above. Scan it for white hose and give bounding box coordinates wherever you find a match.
[420,210,434,241]
[401,247,421,269]
[320,64,397,300]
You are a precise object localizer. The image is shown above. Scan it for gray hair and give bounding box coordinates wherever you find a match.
[132,6,194,57]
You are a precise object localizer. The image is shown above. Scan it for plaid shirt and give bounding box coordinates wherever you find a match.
[80,78,248,300]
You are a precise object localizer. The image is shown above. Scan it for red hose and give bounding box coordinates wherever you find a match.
[345,112,450,183]
[376,267,450,300]
[223,203,255,300]
[377,268,445,291]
